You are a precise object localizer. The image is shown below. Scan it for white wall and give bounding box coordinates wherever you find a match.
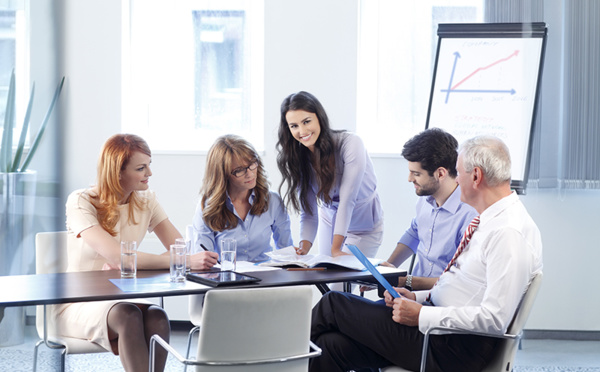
[52,0,599,330]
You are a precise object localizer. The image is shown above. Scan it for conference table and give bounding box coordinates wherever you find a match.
[0,265,406,308]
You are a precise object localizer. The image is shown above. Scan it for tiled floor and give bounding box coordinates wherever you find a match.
[1,324,599,371]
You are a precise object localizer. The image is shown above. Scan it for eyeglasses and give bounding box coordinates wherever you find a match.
[231,161,259,178]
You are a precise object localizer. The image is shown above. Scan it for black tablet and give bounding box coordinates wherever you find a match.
[186,271,261,287]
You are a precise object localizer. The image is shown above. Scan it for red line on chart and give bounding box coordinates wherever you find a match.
[451,50,519,90]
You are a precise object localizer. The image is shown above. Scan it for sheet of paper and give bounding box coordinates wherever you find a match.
[109,276,210,292]
[233,261,282,272]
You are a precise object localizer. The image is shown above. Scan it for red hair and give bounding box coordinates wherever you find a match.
[92,134,151,236]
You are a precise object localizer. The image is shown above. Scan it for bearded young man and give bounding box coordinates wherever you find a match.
[383,128,477,291]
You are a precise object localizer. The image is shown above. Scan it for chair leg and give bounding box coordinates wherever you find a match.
[33,338,69,372]
[61,348,67,372]
[343,281,353,293]
[33,339,44,372]
[183,326,200,372]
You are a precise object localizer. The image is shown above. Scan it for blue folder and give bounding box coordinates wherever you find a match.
[345,244,400,298]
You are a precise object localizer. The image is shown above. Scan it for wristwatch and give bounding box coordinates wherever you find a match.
[404,275,413,291]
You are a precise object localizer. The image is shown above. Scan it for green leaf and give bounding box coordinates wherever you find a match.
[11,84,35,172]
[1,70,16,173]
[19,76,65,172]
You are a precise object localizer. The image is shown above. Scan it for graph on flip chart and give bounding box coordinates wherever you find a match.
[426,23,547,194]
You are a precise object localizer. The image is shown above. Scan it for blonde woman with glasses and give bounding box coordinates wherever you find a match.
[192,134,294,262]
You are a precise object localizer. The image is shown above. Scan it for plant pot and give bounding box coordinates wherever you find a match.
[0,170,37,346]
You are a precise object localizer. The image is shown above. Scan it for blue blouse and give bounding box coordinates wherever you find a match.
[299,132,383,242]
[192,190,293,262]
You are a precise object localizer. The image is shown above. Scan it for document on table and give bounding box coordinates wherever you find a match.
[110,276,210,292]
[260,246,382,270]
[226,260,282,272]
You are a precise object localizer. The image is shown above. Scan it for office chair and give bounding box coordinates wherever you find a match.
[150,285,321,372]
[381,272,543,372]
[32,231,107,372]
[183,293,204,372]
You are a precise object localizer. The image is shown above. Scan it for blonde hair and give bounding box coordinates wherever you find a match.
[201,135,270,231]
[92,134,151,236]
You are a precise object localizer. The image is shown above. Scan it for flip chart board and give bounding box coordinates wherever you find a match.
[426,23,547,194]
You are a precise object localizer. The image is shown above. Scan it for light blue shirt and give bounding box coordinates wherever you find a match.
[299,132,383,242]
[398,185,478,277]
[192,190,293,262]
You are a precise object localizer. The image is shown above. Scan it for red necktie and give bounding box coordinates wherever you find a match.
[442,215,480,274]
[427,215,480,303]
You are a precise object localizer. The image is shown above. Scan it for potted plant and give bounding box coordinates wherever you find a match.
[0,70,64,346]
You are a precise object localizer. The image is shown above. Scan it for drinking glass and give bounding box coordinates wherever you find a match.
[170,243,186,282]
[175,237,191,273]
[220,238,237,271]
[120,241,137,278]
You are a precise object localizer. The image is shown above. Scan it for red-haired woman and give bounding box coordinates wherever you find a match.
[53,134,218,372]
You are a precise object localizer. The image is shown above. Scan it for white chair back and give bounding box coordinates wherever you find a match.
[481,272,543,372]
[33,231,106,366]
[381,272,543,372]
[196,285,313,372]
[35,231,68,337]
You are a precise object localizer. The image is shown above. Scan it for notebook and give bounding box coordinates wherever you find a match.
[345,244,400,298]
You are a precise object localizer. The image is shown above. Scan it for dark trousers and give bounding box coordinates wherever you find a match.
[310,291,498,372]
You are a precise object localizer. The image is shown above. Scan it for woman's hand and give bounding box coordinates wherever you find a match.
[190,251,219,270]
[295,240,312,255]
[102,262,119,271]
[331,249,351,257]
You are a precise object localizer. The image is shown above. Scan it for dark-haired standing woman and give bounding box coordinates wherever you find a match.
[276,91,383,259]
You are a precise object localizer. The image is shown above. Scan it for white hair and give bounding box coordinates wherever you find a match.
[459,136,511,186]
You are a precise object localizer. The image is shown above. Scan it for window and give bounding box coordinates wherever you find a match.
[357,0,484,154]
[125,0,264,152]
[0,10,16,120]
[0,3,27,146]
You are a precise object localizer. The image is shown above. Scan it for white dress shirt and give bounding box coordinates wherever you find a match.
[416,192,543,335]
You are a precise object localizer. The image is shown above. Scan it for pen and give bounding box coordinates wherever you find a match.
[286,267,327,271]
[200,243,221,265]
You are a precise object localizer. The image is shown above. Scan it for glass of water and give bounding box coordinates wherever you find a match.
[220,238,237,271]
[120,241,137,278]
[170,243,186,282]
[175,237,191,273]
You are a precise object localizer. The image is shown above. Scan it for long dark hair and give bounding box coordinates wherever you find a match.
[276,91,344,215]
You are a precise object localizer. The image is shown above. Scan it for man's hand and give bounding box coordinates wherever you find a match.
[383,287,415,307]
[392,296,422,327]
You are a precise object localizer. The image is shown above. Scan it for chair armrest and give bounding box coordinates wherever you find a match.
[149,334,322,372]
[419,326,520,372]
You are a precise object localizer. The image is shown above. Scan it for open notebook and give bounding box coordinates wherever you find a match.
[260,246,383,270]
